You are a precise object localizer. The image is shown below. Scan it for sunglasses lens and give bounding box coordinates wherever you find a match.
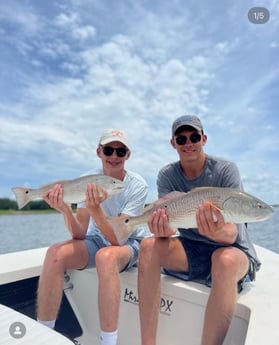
[190,133,202,143]
[116,148,127,157]
[102,146,127,157]
[175,133,202,145]
[175,136,187,145]
[102,146,114,156]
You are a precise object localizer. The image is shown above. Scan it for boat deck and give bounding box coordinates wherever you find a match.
[0,245,279,344]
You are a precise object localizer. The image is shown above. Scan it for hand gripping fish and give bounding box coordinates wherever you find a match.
[12,175,124,209]
[107,187,274,245]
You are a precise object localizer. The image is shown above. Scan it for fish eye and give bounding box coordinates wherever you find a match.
[25,191,29,194]
[256,202,263,209]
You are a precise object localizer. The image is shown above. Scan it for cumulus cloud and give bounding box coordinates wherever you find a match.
[0,0,278,204]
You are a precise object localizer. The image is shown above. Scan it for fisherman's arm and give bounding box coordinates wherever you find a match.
[196,201,238,244]
[43,184,88,239]
[85,183,121,245]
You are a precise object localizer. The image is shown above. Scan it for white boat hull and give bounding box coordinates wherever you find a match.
[65,267,249,345]
[1,245,279,344]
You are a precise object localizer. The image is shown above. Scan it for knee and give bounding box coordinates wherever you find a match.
[212,248,238,267]
[138,237,157,271]
[95,247,116,271]
[140,236,155,251]
[139,237,155,258]
[44,243,67,271]
[211,248,245,281]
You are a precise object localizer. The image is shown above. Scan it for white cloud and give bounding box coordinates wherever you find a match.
[55,11,96,41]
[0,0,278,204]
[0,2,42,35]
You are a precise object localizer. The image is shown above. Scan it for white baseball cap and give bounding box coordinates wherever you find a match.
[99,128,130,150]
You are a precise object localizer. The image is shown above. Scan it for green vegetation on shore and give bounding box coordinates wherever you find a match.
[0,209,59,215]
[0,198,77,215]
[0,198,51,211]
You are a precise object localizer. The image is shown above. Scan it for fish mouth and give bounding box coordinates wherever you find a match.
[115,186,124,191]
[255,212,274,221]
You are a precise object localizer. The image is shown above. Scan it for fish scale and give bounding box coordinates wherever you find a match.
[107,187,274,245]
[12,174,124,209]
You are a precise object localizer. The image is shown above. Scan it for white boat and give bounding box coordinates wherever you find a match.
[0,244,278,344]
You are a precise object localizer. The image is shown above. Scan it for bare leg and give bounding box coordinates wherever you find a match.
[201,247,249,345]
[37,240,89,321]
[138,237,188,345]
[138,238,161,345]
[96,245,131,332]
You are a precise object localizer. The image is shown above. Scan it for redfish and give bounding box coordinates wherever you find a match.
[107,187,274,245]
[12,174,124,209]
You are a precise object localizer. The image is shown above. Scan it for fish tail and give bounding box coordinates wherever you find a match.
[107,216,134,245]
[11,187,32,209]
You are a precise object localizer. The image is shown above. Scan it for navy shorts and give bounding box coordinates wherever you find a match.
[83,232,140,271]
[163,238,255,293]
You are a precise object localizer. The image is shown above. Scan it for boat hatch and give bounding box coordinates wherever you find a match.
[0,276,83,341]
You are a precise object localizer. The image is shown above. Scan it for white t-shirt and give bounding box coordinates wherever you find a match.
[78,169,149,239]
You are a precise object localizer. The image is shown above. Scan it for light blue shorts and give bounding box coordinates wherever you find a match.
[83,232,140,270]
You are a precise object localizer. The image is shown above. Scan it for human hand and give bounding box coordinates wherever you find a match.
[196,201,227,240]
[147,208,176,238]
[42,184,70,213]
[85,183,108,211]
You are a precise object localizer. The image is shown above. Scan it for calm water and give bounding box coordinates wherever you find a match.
[0,209,278,255]
[0,213,70,254]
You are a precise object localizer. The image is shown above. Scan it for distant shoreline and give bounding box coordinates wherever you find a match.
[0,204,278,217]
[0,209,59,216]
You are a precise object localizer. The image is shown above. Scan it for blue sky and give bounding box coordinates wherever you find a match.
[0,0,278,204]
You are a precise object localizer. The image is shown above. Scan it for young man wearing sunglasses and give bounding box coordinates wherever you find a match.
[138,115,260,345]
[37,128,148,345]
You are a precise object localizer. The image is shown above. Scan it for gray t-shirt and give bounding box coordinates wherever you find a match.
[157,155,261,270]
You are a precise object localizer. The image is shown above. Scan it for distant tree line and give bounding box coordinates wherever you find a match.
[0,198,52,211]
[0,198,78,211]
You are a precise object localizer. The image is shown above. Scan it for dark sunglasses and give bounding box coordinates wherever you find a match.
[175,132,202,145]
[101,145,128,157]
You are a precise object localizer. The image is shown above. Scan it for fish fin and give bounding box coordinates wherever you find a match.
[188,187,223,211]
[160,191,186,200]
[206,200,222,211]
[190,186,214,191]
[39,180,70,189]
[106,216,133,245]
[142,191,186,214]
[189,186,228,194]
[11,187,33,209]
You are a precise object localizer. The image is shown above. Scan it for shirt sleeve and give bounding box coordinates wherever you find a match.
[157,167,174,198]
[219,161,243,190]
[121,177,148,217]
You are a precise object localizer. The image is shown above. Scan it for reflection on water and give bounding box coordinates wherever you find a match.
[0,209,278,255]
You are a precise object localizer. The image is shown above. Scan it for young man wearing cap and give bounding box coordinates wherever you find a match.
[37,128,148,345]
[138,115,260,345]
